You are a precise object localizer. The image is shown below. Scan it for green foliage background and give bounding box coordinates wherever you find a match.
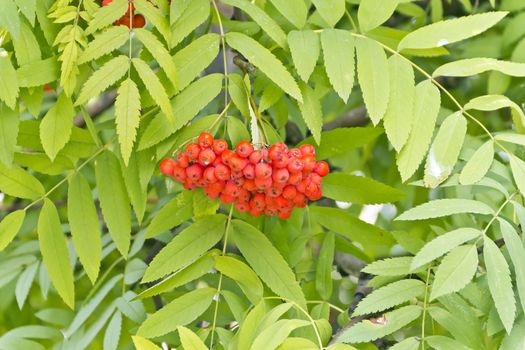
[1,0,525,348]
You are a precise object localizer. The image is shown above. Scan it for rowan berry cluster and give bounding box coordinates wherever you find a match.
[159,132,329,219]
[102,0,145,28]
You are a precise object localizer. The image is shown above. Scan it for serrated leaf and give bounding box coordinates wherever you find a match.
[0,0,20,37]
[173,33,220,91]
[15,262,38,309]
[396,199,494,221]
[383,55,415,151]
[425,336,473,350]
[484,237,516,333]
[228,73,250,118]
[0,210,25,251]
[13,20,41,66]
[316,232,335,300]
[433,58,525,77]
[465,94,525,131]
[268,0,306,29]
[132,58,172,118]
[134,0,170,42]
[38,199,75,309]
[411,228,481,270]
[252,319,310,350]
[0,103,19,166]
[311,0,345,27]
[358,0,398,32]
[459,140,494,185]
[178,326,207,350]
[104,312,122,350]
[40,94,75,161]
[142,215,226,282]
[0,54,19,109]
[75,55,129,106]
[132,336,162,350]
[338,305,422,343]
[137,287,215,337]
[17,57,60,87]
[430,245,478,300]
[78,26,130,64]
[85,0,128,35]
[115,78,141,165]
[223,0,286,47]
[353,279,425,317]
[134,28,177,87]
[356,37,389,124]
[298,83,322,144]
[67,173,101,284]
[363,257,416,276]
[170,0,209,47]
[215,255,263,304]
[95,150,131,257]
[388,338,420,350]
[225,32,302,102]
[424,112,467,187]
[0,162,45,199]
[398,12,508,50]
[509,154,525,198]
[396,80,441,181]
[232,220,307,308]
[288,30,319,82]
[320,29,355,102]
[322,173,404,204]
[144,193,193,238]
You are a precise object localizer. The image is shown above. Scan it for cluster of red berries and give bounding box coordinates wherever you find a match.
[159,132,329,219]
[102,0,145,28]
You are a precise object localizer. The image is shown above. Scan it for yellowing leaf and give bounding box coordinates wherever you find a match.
[0,103,19,166]
[0,210,25,251]
[40,93,75,161]
[0,54,19,109]
[115,78,141,165]
[131,336,162,350]
[178,326,208,350]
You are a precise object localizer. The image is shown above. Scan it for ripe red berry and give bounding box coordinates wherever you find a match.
[214,163,231,181]
[186,164,203,181]
[236,201,250,212]
[221,149,235,165]
[268,144,284,161]
[159,158,175,176]
[198,132,214,148]
[242,163,255,179]
[243,179,256,191]
[289,172,302,185]
[220,193,235,204]
[186,143,201,161]
[102,0,112,5]
[249,150,263,164]
[249,208,261,217]
[176,153,189,168]
[203,167,217,183]
[282,185,297,200]
[272,168,290,183]
[198,148,216,166]
[287,158,304,173]
[229,155,248,171]
[278,211,291,220]
[236,141,254,158]
[273,153,289,168]
[132,14,145,28]
[299,144,315,155]
[314,161,329,177]
[213,139,228,154]
[224,181,241,197]
[172,166,186,182]
[255,163,272,179]
[254,176,272,191]
[289,148,302,158]
[302,154,316,172]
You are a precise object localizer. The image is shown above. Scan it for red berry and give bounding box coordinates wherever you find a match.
[220,193,235,204]
[314,161,329,177]
[249,208,261,217]
[230,155,248,171]
[278,211,291,220]
[186,143,201,161]
[299,144,315,155]
[198,148,216,166]
[243,179,256,192]
[172,166,186,182]
[289,172,302,185]
[236,141,254,158]
[243,163,255,179]
[132,14,145,28]
[287,158,304,173]
[254,177,272,191]
[186,164,203,181]
[273,153,289,168]
[198,132,214,148]
[272,168,290,184]
[282,185,297,200]
[266,186,283,197]
[213,139,228,154]
[102,0,112,6]
[289,148,302,158]
[269,144,284,160]
[302,154,316,172]
[203,167,217,183]
[251,193,266,209]
[159,158,175,176]
[255,163,272,179]
[236,201,250,212]
[177,153,190,168]
[224,181,241,197]
[221,149,235,165]
[214,163,231,181]
[249,150,263,164]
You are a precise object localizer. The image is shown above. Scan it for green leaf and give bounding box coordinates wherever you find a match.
[78,26,130,64]
[40,94,75,161]
[363,257,417,276]
[279,338,319,350]
[388,338,420,350]
[58,41,78,96]
[353,279,425,317]
[0,162,45,199]
[144,193,193,238]
[173,33,220,91]
[16,57,60,87]
[223,0,287,48]
[311,0,345,28]
[300,127,383,159]
[509,154,525,198]
[433,58,525,77]
[215,255,263,304]
[411,228,481,270]
[13,20,41,65]
[338,305,422,343]
[425,336,473,350]
[15,262,39,309]
[358,0,398,32]
[398,12,508,50]
[85,0,128,35]
[298,83,322,145]
[232,220,307,308]
[138,74,223,149]
[134,0,170,42]
[228,74,250,118]
[0,54,19,109]
[142,215,226,282]
[316,233,335,300]
[356,37,389,125]
[484,237,516,333]
[132,336,162,350]
[134,28,177,87]
[396,199,494,221]
[95,150,131,257]
[38,199,75,309]
[67,173,102,284]
[115,78,141,166]
[288,30,319,82]
[178,326,207,350]
[252,319,310,350]
[320,29,355,102]
[0,210,25,251]
[137,287,215,338]
[396,80,441,181]
[322,173,404,204]
[0,0,20,37]
[0,103,19,166]
[225,32,302,102]
[459,140,494,185]
[268,0,306,29]
[383,54,415,151]
[170,0,209,48]
[499,218,525,317]
[104,312,122,350]
[75,55,129,106]
[465,95,525,131]
[424,112,467,188]
[430,245,478,300]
